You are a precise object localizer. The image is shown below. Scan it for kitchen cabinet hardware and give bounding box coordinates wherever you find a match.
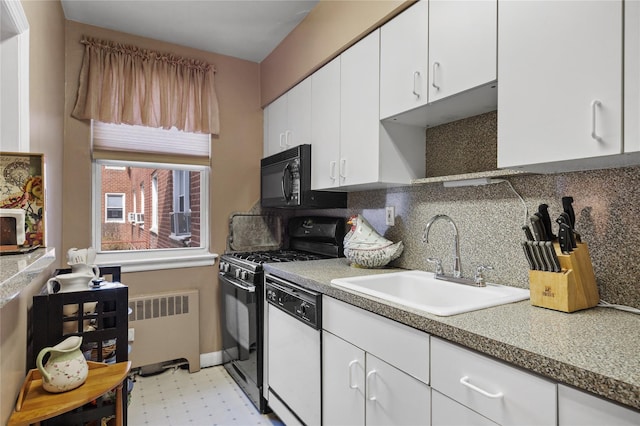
[413,71,421,97]
[459,376,504,399]
[348,360,359,389]
[366,370,377,401]
[591,100,604,143]
[432,61,441,90]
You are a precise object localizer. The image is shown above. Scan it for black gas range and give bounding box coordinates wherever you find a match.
[219,216,345,413]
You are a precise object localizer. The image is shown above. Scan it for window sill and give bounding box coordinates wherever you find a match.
[95,250,218,273]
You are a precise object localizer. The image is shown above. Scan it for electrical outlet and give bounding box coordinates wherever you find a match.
[128,328,135,342]
[385,206,395,226]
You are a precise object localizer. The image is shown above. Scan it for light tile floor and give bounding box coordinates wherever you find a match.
[128,365,283,425]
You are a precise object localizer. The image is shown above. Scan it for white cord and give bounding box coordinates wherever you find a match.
[491,178,529,226]
[597,300,640,315]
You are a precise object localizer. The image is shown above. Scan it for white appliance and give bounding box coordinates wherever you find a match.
[266,274,322,426]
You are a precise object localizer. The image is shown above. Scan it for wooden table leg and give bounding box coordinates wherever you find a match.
[115,382,124,426]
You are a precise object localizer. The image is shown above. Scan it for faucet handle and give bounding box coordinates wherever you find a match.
[474,265,494,287]
[426,258,444,275]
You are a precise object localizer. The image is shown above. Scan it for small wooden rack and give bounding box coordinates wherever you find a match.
[8,361,131,426]
[529,242,599,313]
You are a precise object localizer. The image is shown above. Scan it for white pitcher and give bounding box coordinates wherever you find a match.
[47,271,95,294]
[36,336,88,393]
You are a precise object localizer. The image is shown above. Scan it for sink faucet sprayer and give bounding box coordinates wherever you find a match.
[422,214,462,278]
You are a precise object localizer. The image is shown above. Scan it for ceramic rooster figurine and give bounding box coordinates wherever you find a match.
[343,214,403,268]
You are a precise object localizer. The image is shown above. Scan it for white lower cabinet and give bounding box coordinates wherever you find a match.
[431,390,497,426]
[431,337,557,426]
[322,297,430,426]
[558,384,640,425]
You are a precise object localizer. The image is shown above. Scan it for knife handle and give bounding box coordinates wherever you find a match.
[545,241,562,273]
[538,204,555,240]
[522,225,534,241]
[521,242,536,270]
[529,241,546,271]
[530,215,544,241]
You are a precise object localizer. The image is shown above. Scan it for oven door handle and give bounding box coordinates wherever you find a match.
[220,274,256,293]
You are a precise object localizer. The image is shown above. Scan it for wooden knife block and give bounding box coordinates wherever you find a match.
[528,242,599,313]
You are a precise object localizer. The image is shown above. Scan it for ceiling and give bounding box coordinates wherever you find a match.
[60,0,320,63]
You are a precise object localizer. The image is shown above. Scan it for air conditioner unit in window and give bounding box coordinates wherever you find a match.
[127,212,136,223]
[135,213,144,224]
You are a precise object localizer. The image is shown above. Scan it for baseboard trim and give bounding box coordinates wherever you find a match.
[200,351,223,368]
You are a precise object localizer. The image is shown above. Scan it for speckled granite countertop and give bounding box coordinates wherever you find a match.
[263,258,640,411]
[0,247,56,308]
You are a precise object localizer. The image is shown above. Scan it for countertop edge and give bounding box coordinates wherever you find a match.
[0,247,56,308]
[263,261,640,411]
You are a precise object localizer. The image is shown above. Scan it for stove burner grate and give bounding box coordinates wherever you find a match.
[228,250,326,264]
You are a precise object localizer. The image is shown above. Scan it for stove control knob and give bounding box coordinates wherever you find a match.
[239,270,249,281]
[219,262,229,273]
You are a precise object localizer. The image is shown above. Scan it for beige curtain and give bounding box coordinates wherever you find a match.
[72,37,220,135]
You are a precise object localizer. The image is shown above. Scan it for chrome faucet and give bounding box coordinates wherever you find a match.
[422,214,462,278]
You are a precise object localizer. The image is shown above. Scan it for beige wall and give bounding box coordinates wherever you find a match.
[64,21,263,357]
[260,0,412,106]
[0,1,64,423]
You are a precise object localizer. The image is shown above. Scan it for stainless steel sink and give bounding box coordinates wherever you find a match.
[330,270,529,316]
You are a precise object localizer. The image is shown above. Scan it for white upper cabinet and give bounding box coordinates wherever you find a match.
[311,57,341,190]
[263,78,311,158]
[625,1,640,154]
[0,0,30,153]
[379,0,429,120]
[379,0,497,128]
[340,29,381,187]
[497,0,623,172]
[428,0,496,103]
[339,29,425,190]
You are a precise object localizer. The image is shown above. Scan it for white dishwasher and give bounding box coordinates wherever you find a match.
[266,274,321,426]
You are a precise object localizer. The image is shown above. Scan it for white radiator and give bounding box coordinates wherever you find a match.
[128,289,200,373]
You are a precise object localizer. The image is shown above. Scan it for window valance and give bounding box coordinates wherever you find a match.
[72,37,220,135]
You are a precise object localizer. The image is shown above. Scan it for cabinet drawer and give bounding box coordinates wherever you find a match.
[431,338,556,425]
[432,390,497,426]
[323,297,429,384]
[558,384,640,425]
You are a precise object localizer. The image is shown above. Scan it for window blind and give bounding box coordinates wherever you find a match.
[92,121,211,165]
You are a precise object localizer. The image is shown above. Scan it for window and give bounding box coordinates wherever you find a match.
[105,194,125,222]
[92,121,215,272]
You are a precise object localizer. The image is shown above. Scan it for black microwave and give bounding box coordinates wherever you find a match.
[261,144,347,209]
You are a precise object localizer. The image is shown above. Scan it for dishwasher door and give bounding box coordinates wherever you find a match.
[267,301,321,425]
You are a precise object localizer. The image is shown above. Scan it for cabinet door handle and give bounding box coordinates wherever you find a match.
[348,360,359,389]
[413,71,421,97]
[279,133,286,148]
[339,159,347,179]
[366,370,377,401]
[459,376,504,399]
[432,62,441,90]
[329,161,337,180]
[591,100,604,143]
[285,130,292,146]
